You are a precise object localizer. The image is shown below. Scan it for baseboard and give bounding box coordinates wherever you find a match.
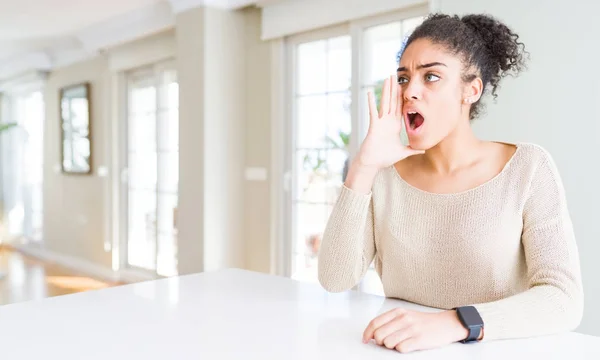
[6,244,158,284]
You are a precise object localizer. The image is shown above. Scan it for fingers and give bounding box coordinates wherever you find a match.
[363,308,405,343]
[370,74,400,121]
[382,329,414,350]
[395,83,403,119]
[374,317,412,347]
[396,337,420,354]
[389,75,397,115]
[379,77,390,117]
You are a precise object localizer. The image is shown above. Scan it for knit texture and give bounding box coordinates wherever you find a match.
[317,142,584,341]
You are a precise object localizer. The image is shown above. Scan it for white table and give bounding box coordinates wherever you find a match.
[1,268,599,359]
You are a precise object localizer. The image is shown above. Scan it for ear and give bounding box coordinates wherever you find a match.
[462,77,483,104]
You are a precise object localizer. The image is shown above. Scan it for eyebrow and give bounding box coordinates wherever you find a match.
[397,62,447,72]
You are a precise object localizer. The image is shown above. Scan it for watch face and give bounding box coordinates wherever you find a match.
[460,306,483,327]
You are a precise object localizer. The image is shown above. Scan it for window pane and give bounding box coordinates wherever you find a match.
[297,40,327,95]
[157,193,178,233]
[156,192,178,277]
[292,202,333,281]
[127,188,157,271]
[130,86,156,114]
[158,152,178,193]
[129,151,157,191]
[325,148,349,191]
[157,232,178,277]
[129,112,156,152]
[158,109,178,152]
[327,36,352,92]
[294,148,348,204]
[294,149,327,202]
[31,185,43,213]
[159,69,178,111]
[296,95,327,148]
[325,91,351,148]
[363,21,402,86]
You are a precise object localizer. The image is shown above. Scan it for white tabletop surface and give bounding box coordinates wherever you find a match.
[1,268,599,359]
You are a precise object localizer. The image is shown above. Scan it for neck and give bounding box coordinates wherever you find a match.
[422,119,483,174]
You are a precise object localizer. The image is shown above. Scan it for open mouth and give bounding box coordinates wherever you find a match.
[407,111,425,130]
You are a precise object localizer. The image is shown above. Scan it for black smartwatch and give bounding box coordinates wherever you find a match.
[454,306,484,343]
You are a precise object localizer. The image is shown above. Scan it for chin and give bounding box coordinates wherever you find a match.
[406,136,435,151]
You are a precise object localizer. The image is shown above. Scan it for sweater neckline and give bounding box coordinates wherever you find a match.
[391,141,524,197]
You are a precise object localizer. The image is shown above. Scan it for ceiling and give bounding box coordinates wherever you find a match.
[0,0,272,80]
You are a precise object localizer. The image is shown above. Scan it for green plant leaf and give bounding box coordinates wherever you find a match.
[373,78,386,110]
[325,130,350,150]
[0,123,17,133]
[338,131,350,147]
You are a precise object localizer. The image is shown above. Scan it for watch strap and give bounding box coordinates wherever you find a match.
[461,325,481,343]
[453,306,483,343]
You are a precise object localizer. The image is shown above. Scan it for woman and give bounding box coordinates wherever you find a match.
[317,13,584,353]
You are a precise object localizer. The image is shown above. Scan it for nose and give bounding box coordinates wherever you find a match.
[403,80,422,101]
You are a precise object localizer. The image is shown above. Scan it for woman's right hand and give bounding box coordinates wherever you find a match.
[356,75,424,170]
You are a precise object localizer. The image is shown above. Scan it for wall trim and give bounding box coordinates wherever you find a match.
[0,54,52,84]
[107,30,176,72]
[169,0,206,13]
[0,70,49,94]
[269,38,286,276]
[261,0,428,39]
[168,0,260,13]
[76,1,175,54]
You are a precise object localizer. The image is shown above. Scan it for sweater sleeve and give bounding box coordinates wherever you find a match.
[317,184,376,292]
[472,150,584,341]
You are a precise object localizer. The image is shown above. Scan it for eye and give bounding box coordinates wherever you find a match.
[397,76,409,84]
[425,73,440,82]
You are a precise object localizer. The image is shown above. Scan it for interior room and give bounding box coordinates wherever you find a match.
[0,0,599,355]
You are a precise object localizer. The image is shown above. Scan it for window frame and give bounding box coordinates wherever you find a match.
[278,6,429,284]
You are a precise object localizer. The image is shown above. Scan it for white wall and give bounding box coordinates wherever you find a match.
[433,0,600,336]
[175,6,247,274]
[43,56,113,270]
[202,7,247,271]
[243,7,272,274]
[175,7,207,275]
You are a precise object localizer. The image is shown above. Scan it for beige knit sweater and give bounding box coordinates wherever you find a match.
[317,142,584,341]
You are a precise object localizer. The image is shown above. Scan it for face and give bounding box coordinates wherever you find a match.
[397,38,480,150]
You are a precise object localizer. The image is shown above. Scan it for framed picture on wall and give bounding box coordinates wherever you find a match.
[59,82,92,174]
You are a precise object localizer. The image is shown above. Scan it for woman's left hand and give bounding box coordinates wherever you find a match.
[362,308,471,353]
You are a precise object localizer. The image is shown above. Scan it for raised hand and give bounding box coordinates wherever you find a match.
[356,75,424,169]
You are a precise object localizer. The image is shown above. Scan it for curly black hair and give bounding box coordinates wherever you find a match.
[401,13,529,119]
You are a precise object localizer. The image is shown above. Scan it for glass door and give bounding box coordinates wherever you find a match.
[0,90,44,243]
[123,60,179,277]
[287,31,352,283]
[284,13,425,289]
